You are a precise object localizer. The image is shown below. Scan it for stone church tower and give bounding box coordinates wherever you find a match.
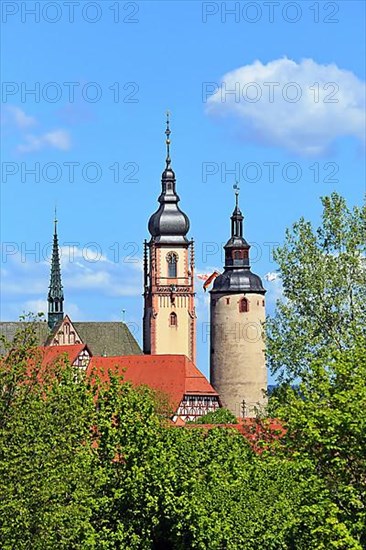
[210,190,267,417]
[143,115,196,363]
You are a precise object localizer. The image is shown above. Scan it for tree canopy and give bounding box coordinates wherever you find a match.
[266,192,365,382]
[1,315,363,549]
[266,192,366,548]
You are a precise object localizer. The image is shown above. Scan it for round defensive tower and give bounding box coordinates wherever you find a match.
[210,191,267,417]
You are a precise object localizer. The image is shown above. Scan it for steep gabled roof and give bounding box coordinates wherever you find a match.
[37,344,87,366]
[0,322,50,355]
[0,320,141,357]
[74,322,142,356]
[87,354,218,411]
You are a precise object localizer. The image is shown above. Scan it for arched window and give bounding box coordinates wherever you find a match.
[239,298,249,313]
[169,312,177,327]
[166,252,178,278]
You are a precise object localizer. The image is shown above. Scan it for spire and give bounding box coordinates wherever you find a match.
[161,109,176,185]
[234,183,239,208]
[165,110,171,169]
[48,209,64,330]
[231,183,244,237]
[148,113,190,243]
[210,185,265,294]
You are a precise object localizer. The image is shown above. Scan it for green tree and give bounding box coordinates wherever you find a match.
[266,192,365,382]
[192,407,238,424]
[2,316,363,549]
[0,322,100,549]
[271,338,366,547]
[266,193,366,547]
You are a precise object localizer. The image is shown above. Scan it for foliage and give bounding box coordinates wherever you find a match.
[270,338,366,547]
[0,318,99,549]
[267,193,366,548]
[191,407,238,424]
[1,308,364,549]
[266,192,366,383]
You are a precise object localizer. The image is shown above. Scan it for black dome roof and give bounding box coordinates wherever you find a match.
[211,269,265,294]
[148,197,190,243]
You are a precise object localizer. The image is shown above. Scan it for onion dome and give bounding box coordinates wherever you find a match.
[211,187,265,294]
[148,113,190,244]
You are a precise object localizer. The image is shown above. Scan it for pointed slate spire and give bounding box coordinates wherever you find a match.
[47,209,64,329]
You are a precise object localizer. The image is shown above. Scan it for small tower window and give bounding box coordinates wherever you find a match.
[167,252,178,278]
[169,312,177,327]
[226,298,230,305]
[239,298,249,313]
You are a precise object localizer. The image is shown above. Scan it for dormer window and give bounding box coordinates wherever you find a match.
[167,252,178,278]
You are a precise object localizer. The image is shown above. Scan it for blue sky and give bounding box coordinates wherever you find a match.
[1,1,365,383]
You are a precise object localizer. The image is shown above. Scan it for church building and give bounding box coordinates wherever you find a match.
[1,116,268,420]
[143,114,196,363]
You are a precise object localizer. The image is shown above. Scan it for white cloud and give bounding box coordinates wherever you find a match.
[17,129,71,153]
[4,106,37,128]
[1,244,142,321]
[206,58,365,156]
[265,272,279,282]
[265,276,284,307]
[59,246,109,266]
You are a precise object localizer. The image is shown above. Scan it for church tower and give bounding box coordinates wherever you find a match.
[143,114,196,363]
[48,212,64,330]
[210,188,267,417]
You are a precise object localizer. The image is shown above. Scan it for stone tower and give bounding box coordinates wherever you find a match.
[143,114,196,362]
[48,212,64,330]
[210,189,267,417]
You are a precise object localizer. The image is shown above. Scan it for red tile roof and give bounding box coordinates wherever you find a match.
[87,354,218,410]
[186,418,286,452]
[37,345,86,366]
